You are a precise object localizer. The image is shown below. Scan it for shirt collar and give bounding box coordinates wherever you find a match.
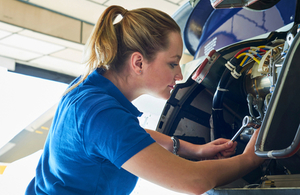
[84,68,142,117]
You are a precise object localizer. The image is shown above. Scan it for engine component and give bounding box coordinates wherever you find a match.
[231,116,259,142]
[255,27,300,159]
[261,174,300,188]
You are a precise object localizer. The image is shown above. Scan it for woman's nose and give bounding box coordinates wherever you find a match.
[175,66,183,81]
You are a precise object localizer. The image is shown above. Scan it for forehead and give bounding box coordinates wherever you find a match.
[159,32,183,59]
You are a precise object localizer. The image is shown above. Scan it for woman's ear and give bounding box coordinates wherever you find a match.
[130,52,144,74]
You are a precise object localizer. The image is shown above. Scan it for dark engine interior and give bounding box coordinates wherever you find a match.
[156,22,300,189]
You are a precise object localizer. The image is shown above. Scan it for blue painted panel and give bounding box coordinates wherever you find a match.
[183,0,214,56]
[183,0,297,58]
[172,2,194,53]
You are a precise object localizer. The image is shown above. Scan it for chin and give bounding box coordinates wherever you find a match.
[149,90,171,100]
[160,93,171,100]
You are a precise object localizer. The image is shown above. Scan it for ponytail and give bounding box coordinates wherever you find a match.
[65,5,180,94]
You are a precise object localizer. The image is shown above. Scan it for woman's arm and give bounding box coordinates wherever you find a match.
[122,129,264,195]
[145,129,237,160]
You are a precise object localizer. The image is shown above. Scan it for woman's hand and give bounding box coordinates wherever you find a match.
[145,129,237,161]
[196,138,237,160]
[242,128,265,166]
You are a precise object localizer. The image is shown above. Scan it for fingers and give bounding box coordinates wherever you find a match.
[212,138,231,145]
[219,141,237,158]
[201,139,237,159]
[221,140,237,151]
[227,141,237,151]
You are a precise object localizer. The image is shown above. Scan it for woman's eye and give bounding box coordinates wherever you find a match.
[170,63,178,68]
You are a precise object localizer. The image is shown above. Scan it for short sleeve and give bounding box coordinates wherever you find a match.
[83,105,155,168]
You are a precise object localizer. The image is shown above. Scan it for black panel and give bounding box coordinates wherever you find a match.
[10,63,76,84]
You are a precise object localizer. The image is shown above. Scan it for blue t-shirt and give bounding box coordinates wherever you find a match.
[26,69,155,195]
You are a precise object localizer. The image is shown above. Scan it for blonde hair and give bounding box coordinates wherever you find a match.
[65,5,180,94]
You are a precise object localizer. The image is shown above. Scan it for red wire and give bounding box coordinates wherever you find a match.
[234,47,267,58]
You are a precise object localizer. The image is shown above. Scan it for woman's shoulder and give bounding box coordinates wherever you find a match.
[76,86,121,110]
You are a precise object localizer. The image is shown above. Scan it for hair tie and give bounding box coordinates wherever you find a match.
[123,9,129,17]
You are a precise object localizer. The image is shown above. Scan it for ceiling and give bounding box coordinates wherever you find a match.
[0,0,188,78]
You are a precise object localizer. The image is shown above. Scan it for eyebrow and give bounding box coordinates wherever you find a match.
[171,55,181,60]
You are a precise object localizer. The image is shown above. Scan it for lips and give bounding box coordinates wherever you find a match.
[168,85,175,89]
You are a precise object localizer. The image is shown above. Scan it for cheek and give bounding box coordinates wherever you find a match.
[150,71,165,82]
[145,65,174,89]
[156,73,172,87]
[159,67,173,80]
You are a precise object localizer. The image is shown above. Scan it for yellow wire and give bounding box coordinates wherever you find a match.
[240,56,248,66]
[237,45,269,66]
[237,53,260,64]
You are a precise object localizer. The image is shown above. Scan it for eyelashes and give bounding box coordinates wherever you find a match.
[169,63,179,68]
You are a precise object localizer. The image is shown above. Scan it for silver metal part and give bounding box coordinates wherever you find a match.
[231,116,257,141]
[286,32,294,46]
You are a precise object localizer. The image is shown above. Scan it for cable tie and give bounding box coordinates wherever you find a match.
[212,108,223,111]
[225,61,235,71]
[231,69,242,79]
[217,87,229,92]
[267,151,276,159]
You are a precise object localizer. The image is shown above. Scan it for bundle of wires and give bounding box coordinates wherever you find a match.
[211,45,272,139]
[235,46,273,75]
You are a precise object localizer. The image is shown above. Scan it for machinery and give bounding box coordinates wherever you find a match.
[1,0,300,194]
[157,0,300,193]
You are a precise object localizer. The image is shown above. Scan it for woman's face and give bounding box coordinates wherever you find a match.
[142,32,183,100]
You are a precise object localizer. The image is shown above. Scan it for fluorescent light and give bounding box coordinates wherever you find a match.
[0,30,11,39]
[50,48,83,63]
[19,30,84,51]
[0,22,23,33]
[29,56,84,77]
[0,44,41,61]
[0,34,65,55]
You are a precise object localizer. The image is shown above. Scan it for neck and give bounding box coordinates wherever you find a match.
[103,69,143,102]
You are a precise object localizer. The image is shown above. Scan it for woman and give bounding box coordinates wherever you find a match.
[26,5,264,195]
